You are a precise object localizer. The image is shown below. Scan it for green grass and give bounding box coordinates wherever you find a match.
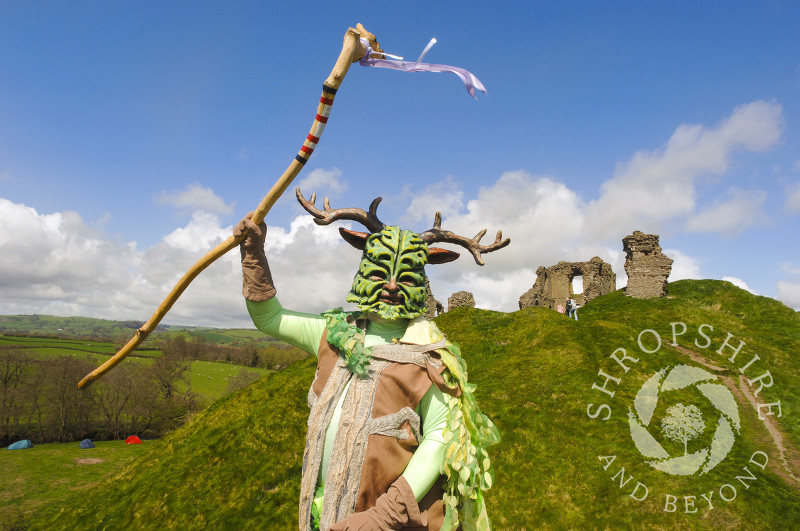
[0,440,148,528]
[187,361,271,400]
[12,280,800,529]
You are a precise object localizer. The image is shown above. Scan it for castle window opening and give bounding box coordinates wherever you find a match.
[572,275,584,295]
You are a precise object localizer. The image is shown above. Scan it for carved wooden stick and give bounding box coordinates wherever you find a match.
[78,24,380,388]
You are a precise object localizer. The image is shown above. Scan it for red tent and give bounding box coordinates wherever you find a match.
[125,435,142,444]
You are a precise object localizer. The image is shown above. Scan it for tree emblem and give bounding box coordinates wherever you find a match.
[628,365,740,476]
[660,404,705,456]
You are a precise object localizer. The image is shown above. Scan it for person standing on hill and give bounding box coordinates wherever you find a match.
[566,297,578,321]
[235,190,508,531]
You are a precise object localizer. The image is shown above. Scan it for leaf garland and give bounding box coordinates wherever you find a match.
[322,308,372,378]
[434,328,501,531]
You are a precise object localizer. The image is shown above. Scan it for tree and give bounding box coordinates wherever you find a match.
[94,365,135,440]
[661,403,706,456]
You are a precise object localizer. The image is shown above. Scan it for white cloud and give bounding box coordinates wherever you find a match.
[296,167,346,196]
[0,198,141,318]
[0,197,356,327]
[663,249,701,281]
[430,268,536,312]
[777,281,800,310]
[420,170,588,273]
[237,147,250,161]
[584,100,783,239]
[0,101,789,323]
[722,276,759,295]
[154,183,235,214]
[163,211,230,253]
[686,188,768,235]
[403,175,464,225]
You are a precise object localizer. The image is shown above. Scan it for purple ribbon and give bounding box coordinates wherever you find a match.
[358,38,487,99]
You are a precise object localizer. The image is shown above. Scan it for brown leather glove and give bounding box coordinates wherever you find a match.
[328,476,426,530]
[233,213,276,302]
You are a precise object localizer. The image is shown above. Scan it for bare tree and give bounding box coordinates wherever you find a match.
[94,365,135,440]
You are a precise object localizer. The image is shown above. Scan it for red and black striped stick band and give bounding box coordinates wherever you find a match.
[295,84,338,166]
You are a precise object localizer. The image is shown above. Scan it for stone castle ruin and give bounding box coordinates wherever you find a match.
[623,231,673,299]
[435,231,672,315]
[518,256,616,310]
[448,291,476,311]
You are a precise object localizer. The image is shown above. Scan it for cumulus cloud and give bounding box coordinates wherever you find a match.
[154,183,235,214]
[663,249,701,281]
[0,197,357,327]
[777,281,800,310]
[296,167,346,196]
[584,100,783,239]
[0,101,789,322]
[403,175,464,225]
[685,188,768,235]
[722,276,759,294]
[0,198,141,318]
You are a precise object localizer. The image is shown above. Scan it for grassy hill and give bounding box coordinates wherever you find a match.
[23,280,800,529]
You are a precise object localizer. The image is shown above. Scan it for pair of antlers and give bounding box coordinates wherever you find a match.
[296,188,510,265]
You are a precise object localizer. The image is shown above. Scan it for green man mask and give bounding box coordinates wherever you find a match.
[296,188,510,321]
[346,226,429,320]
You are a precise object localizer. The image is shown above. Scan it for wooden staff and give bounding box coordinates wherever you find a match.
[78,24,381,389]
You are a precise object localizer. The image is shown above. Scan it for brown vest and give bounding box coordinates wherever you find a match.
[300,330,449,530]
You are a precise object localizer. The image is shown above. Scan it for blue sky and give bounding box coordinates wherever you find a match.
[1,1,799,326]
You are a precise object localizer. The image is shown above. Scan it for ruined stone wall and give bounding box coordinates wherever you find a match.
[424,278,443,318]
[448,291,476,311]
[519,257,616,310]
[623,231,673,299]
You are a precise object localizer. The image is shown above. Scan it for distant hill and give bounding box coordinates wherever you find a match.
[0,314,284,349]
[30,280,800,529]
[0,314,165,339]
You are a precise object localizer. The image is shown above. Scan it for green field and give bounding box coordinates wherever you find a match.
[5,280,800,529]
[0,334,271,406]
[0,440,148,528]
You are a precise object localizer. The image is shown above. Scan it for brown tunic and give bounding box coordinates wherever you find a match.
[300,329,448,530]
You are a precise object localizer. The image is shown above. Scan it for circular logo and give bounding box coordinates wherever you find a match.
[628,364,741,476]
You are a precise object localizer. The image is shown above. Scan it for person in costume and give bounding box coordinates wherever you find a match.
[235,189,508,531]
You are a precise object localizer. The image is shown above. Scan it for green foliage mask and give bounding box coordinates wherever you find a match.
[346,226,429,320]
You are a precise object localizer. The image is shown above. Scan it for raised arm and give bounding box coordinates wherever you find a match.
[235,215,326,354]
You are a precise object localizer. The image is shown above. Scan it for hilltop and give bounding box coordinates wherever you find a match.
[27,280,800,529]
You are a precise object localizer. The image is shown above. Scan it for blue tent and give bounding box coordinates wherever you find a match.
[80,439,95,449]
[7,439,33,450]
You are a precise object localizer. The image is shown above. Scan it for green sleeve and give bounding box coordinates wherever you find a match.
[402,384,448,501]
[246,298,327,356]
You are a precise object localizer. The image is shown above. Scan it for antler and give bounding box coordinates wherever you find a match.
[420,212,510,266]
[296,188,385,233]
